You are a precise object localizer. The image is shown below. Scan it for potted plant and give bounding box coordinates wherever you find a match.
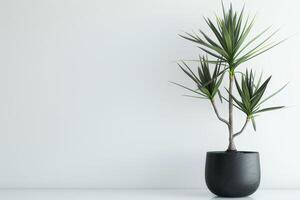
[172,3,287,197]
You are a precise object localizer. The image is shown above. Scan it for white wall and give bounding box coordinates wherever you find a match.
[0,0,299,189]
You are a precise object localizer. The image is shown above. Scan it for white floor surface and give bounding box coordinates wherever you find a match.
[0,189,298,200]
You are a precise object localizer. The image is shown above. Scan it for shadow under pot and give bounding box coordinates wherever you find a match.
[205,151,260,197]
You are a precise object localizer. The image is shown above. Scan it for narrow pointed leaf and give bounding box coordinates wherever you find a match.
[251,117,257,131]
[256,106,284,113]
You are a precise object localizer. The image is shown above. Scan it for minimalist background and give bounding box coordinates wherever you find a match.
[0,0,299,189]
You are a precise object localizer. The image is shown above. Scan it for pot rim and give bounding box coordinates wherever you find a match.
[207,151,259,154]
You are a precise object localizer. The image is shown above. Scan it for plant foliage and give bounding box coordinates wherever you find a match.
[226,70,286,130]
[171,57,224,100]
[179,3,283,71]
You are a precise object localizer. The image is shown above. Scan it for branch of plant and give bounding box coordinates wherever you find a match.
[210,99,230,127]
[233,117,250,138]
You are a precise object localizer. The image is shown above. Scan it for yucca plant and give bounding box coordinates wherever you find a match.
[173,3,286,151]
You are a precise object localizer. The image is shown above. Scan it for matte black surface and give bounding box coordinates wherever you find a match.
[205,151,260,197]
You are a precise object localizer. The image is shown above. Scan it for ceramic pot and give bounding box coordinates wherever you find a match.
[205,151,260,197]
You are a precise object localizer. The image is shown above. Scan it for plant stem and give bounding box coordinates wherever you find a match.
[227,73,236,151]
[211,99,230,126]
[233,117,249,138]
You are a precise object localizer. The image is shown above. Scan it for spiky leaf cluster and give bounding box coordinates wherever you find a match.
[228,70,286,130]
[171,57,224,100]
[180,3,282,71]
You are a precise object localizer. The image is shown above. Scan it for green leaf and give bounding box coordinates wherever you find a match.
[257,83,288,107]
[169,81,207,97]
[182,95,208,99]
[251,117,257,131]
[221,95,244,112]
[225,88,247,113]
[255,72,263,92]
[178,63,199,84]
[181,62,201,83]
[256,106,285,113]
[235,26,273,59]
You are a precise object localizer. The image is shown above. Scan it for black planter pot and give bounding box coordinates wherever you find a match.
[205,151,260,197]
